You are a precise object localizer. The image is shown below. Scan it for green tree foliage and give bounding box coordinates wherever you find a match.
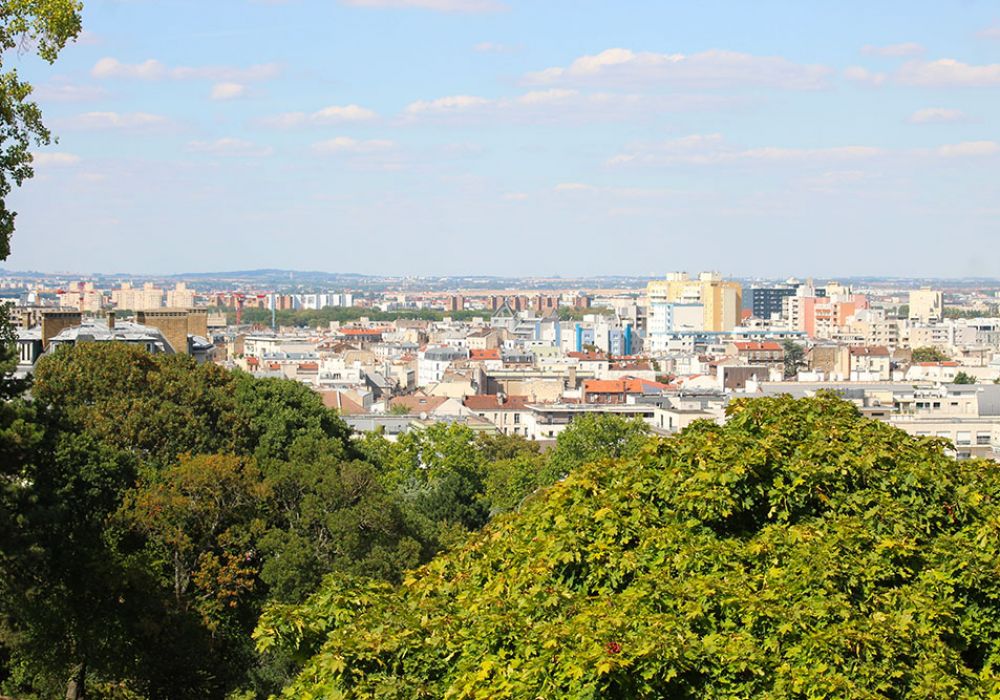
[239,307,489,328]
[912,346,951,363]
[0,0,82,395]
[0,403,139,700]
[6,343,564,698]
[781,339,805,379]
[0,0,82,260]
[31,343,352,467]
[33,344,240,466]
[953,371,977,385]
[545,413,650,477]
[259,395,1000,699]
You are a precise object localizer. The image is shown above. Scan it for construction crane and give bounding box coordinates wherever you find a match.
[233,292,272,327]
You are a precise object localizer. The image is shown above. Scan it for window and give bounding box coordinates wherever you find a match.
[977,432,992,446]
[514,414,520,424]
[956,432,972,446]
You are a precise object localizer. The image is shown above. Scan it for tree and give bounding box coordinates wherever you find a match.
[258,395,1000,699]
[545,413,650,477]
[0,0,82,398]
[911,346,950,363]
[0,409,139,700]
[0,0,82,260]
[781,339,805,379]
[31,344,355,468]
[953,371,976,385]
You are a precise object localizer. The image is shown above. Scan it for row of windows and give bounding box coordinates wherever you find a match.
[915,430,992,446]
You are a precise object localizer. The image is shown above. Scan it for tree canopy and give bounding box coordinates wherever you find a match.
[911,347,951,364]
[7,343,628,698]
[258,394,1000,699]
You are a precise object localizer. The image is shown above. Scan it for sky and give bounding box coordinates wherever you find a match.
[5,0,1000,278]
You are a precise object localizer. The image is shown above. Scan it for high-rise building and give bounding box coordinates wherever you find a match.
[749,285,796,321]
[909,288,943,323]
[112,282,164,311]
[447,294,465,312]
[646,272,742,334]
[166,282,196,308]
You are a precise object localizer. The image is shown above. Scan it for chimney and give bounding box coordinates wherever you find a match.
[107,311,116,331]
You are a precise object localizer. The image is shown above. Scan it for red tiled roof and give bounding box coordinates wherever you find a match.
[568,351,608,361]
[320,390,367,415]
[849,346,889,357]
[389,395,449,413]
[470,348,500,361]
[583,377,669,395]
[339,328,383,336]
[463,394,530,411]
[297,362,319,371]
[732,341,782,351]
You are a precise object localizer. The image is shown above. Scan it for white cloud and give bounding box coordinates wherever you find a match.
[502,192,528,201]
[63,111,171,130]
[978,26,1000,40]
[935,141,999,157]
[844,66,888,86]
[74,30,103,46]
[34,81,108,102]
[211,82,247,100]
[312,137,395,154]
[516,88,579,105]
[554,182,597,192]
[801,170,871,193]
[262,104,378,128]
[401,89,736,125]
[187,138,274,157]
[92,57,281,82]
[908,107,966,124]
[861,42,924,57]
[896,58,1000,87]
[404,95,491,115]
[32,152,81,167]
[609,134,884,167]
[524,48,831,89]
[474,41,516,53]
[341,0,505,11]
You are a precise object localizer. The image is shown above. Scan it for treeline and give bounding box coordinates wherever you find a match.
[234,304,614,328]
[0,343,648,699]
[236,307,490,328]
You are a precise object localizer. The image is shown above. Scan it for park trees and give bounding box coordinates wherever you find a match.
[259,394,1000,699]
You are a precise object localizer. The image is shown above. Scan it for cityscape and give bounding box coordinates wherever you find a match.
[6,269,1000,452]
[3,1,1000,698]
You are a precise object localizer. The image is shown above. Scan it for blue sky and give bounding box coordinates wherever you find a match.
[6,0,1000,277]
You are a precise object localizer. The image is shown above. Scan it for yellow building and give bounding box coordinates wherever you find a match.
[909,287,943,323]
[646,272,743,333]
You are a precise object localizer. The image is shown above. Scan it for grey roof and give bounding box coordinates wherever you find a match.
[424,347,467,361]
[16,328,42,341]
[49,319,168,346]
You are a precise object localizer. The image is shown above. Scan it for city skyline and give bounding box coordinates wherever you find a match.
[6,0,1000,276]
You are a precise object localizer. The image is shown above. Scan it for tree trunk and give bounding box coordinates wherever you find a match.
[65,661,85,700]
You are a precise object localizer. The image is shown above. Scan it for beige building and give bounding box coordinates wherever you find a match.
[166,282,196,308]
[909,288,943,323]
[58,282,103,312]
[112,282,164,311]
